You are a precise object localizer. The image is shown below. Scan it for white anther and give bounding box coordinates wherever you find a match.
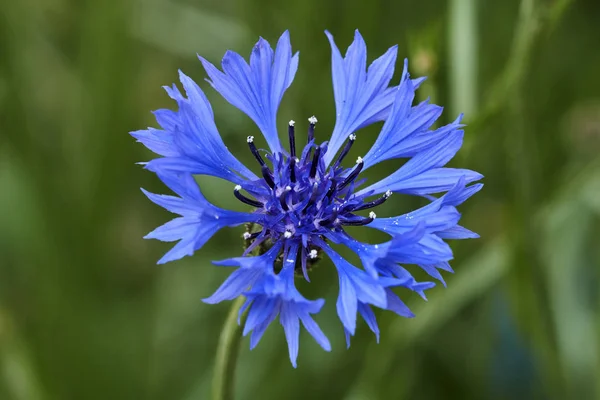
[289,120,295,126]
[285,185,292,191]
[309,249,318,259]
[284,231,293,239]
[356,156,364,164]
[247,136,254,143]
[234,185,242,191]
[349,133,357,141]
[243,232,252,240]
[308,115,318,124]
[384,190,393,198]
[294,157,300,163]
[369,211,377,219]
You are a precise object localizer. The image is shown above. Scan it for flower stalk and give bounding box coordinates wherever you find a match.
[212,295,245,400]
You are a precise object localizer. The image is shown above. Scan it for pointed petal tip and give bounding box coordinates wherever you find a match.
[211,258,238,267]
[156,254,174,265]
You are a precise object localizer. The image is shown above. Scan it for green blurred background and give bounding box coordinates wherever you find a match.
[1,0,599,398]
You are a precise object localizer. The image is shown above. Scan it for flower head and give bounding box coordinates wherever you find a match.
[133,30,483,366]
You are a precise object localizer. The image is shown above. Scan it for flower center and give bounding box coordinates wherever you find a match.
[234,117,392,246]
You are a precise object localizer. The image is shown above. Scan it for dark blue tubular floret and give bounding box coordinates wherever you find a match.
[236,120,387,264]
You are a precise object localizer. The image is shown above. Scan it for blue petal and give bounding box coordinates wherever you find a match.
[298,309,331,351]
[436,225,480,239]
[199,31,297,153]
[358,132,483,197]
[369,178,483,235]
[337,270,358,334]
[142,173,261,264]
[280,302,300,368]
[203,268,264,304]
[131,128,177,157]
[132,73,257,183]
[325,30,409,164]
[317,239,387,333]
[153,108,179,131]
[380,168,483,196]
[364,96,459,169]
[244,296,276,336]
[358,303,380,343]
[419,264,447,287]
[143,216,202,242]
[237,258,329,366]
[141,190,197,216]
[385,289,415,318]
[386,232,454,266]
[344,329,352,349]
[249,305,279,349]
[358,129,467,196]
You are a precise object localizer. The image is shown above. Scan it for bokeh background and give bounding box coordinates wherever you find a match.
[1,0,599,398]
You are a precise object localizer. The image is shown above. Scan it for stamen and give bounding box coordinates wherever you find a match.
[338,156,364,190]
[288,120,296,158]
[307,115,317,142]
[325,179,337,199]
[234,185,264,208]
[279,186,292,211]
[284,231,293,239]
[289,156,296,182]
[310,146,321,179]
[243,232,251,240]
[309,182,319,201]
[333,133,356,168]
[309,249,318,259]
[339,213,374,226]
[354,190,392,211]
[247,231,262,240]
[318,207,339,226]
[247,136,266,167]
[261,164,275,188]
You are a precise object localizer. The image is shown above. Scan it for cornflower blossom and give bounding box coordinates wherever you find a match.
[132,30,483,367]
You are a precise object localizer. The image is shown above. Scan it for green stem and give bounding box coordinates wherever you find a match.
[212,296,246,400]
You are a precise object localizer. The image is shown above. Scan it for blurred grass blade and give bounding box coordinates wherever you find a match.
[0,309,44,400]
[448,0,478,117]
[539,161,600,398]
[133,0,249,59]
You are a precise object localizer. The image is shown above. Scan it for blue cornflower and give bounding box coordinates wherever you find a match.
[132,30,483,367]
